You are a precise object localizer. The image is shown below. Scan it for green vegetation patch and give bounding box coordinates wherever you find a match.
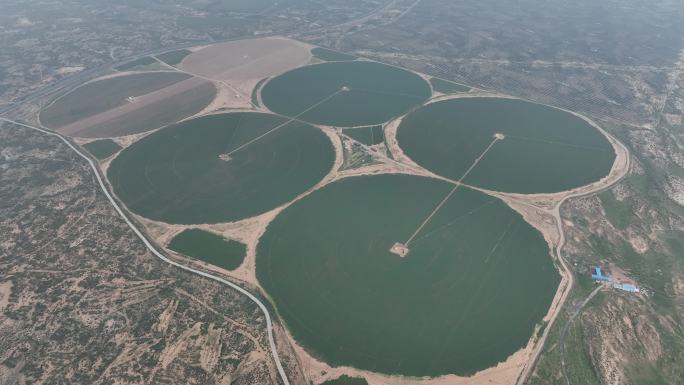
[320,375,368,385]
[261,61,431,127]
[114,56,158,71]
[40,72,216,138]
[397,97,616,194]
[598,191,632,229]
[108,112,334,224]
[311,47,357,62]
[663,230,684,256]
[257,174,560,376]
[429,77,471,93]
[82,139,122,160]
[168,229,246,271]
[155,49,192,66]
[343,125,384,145]
[627,362,668,385]
[562,316,601,384]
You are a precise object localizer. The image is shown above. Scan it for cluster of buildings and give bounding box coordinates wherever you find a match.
[591,266,640,293]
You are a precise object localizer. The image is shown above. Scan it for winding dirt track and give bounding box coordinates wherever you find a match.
[0,117,291,385]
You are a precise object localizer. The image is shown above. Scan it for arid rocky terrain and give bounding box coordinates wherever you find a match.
[0,124,305,385]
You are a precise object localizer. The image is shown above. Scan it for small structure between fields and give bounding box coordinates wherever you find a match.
[390,242,409,257]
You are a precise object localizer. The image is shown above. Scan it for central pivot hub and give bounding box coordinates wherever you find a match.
[390,242,410,257]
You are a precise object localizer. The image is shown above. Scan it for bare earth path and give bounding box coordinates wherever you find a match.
[0,117,291,385]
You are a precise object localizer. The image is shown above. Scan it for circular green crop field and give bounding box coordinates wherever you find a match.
[396,97,616,194]
[108,112,334,224]
[260,61,431,127]
[257,174,559,376]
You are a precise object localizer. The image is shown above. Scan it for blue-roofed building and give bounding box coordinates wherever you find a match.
[590,265,640,294]
[615,282,640,293]
[591,266,610,281]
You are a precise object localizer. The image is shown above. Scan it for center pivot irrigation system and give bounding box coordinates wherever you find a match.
[391,134,504,257]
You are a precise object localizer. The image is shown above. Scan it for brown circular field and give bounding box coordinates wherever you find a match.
[40,72,216,138]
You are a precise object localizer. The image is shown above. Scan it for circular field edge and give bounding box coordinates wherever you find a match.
[255,173,561,377]
[107,111,336,224]
[260,61,432,127]
[394,95,617,195]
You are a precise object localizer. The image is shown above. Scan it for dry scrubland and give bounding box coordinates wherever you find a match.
[0,124,306,385]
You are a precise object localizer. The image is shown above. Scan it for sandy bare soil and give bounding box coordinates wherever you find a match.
[231,78,264,101]
[179,37,311,82]
[292,323,540,385]
[0,281,12,312]
[384,116,431,171]
[198,81,253,113]
[56,66,85,75]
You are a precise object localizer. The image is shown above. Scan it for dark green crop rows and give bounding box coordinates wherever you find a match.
[83,139,121,160]
[257,174,559,376]
[168,229,246,271]
[261,61,431,127]
[397,97,616,193]
[108,112,334,224]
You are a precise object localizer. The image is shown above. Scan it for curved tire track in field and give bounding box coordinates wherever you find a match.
[1,117,291,385]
